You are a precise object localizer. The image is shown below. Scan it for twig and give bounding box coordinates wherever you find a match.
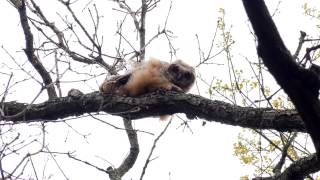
[0,73,13,116]
[273,132,297,176]
[139,0,147,61]
[29,156,39,180]
[140,119,172,180]
[89,113,154,136]
[293,31,307,61]
[54,52,62,97]
[67,152,107,173]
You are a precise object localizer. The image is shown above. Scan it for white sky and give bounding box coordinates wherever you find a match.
[0,0,319,179]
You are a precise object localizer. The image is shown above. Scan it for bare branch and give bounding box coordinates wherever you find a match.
[107,119,139,180]
[17,0,57,99]
[140,119,171,180]
[29,0,117,74]
[139,0,147,61]
[66,152,108,174]
[273,133,297,176]
[293,31,307,61]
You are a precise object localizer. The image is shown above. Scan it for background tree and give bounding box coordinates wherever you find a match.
[1,0,320,179]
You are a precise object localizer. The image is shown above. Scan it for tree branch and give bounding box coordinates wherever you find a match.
[107,119,139,180]
[17,0,57,100]
[242,0,320,178]
[139,0,147,61]
[242,0,320,152]
[254,153,320,180]
[1,91,305,132]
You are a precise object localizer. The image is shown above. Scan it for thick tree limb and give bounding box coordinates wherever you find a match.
[1,91,305,132]
[242,0,320,179]
[242,0,320,152]
[276,153,320,180]
[254,153,320,180]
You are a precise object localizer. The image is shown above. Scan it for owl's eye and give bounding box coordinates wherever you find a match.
[169,64,179,73]
[184,72,192,79]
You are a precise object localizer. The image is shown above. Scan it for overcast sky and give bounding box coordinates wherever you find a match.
[0,0,319,179]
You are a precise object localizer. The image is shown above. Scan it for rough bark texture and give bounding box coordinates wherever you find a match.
[242,0,320,179]
[242,0,320,152]
[1,91,305,132]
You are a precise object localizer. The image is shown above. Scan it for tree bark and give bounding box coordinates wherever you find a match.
[1,91,305,132]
